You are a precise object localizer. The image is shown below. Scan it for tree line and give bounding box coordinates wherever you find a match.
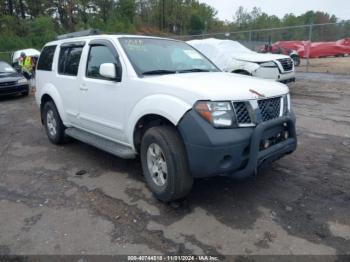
[0,0,349,55]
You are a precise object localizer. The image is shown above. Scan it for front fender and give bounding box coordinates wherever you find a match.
[125,94,192,147]
[240,61,260,73]
[37,83,67,124]
[227,60,260,74]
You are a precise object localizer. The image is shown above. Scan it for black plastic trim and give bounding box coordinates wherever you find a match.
[61,41,86,48]
[178,109,297,178]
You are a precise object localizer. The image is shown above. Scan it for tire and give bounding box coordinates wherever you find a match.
[291,55,300,67]
[42,101,67,144]
[140,126,193,202]
[22,90,29,96]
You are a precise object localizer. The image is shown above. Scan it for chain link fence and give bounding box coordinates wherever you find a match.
[176,21,350,74]
[1,22,349,75]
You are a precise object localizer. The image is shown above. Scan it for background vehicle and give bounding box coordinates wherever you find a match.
[0,61,29,97]
[35,32,297,202]
[259,43,301,66]
[188,38,296,83]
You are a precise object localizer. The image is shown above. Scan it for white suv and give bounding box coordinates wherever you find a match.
[35,31,297,202]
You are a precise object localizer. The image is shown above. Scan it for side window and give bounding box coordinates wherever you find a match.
[86,45,118,79]
[37,45,56,71]
[58,45,83,76]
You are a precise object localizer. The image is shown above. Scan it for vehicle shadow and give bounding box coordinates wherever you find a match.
[0,94,27,102]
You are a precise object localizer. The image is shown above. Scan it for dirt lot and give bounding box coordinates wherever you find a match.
[298,56,350,74]
[0,73,350,258]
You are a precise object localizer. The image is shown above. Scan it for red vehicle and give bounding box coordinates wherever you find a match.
[259,43,301,66]
[266,39,350,59]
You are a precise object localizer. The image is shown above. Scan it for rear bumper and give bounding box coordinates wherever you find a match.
[0,84,29,96]
[178,110,297,178]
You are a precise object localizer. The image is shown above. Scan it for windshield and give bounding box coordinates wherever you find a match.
[0,62,15,73]
[119,38,219,76]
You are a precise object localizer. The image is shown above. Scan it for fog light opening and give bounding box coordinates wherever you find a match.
[283,131,289,140]
[220,155,232,169]
[263,140,271,149]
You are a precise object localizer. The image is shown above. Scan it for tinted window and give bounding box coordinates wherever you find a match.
[37,45,56,71]
[58,46,83,76]
[86,45,118,79]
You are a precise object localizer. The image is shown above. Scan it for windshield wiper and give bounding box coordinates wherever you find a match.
[178,68,212,73]
[142,70,177,76]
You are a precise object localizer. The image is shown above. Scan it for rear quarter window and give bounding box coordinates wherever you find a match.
[37,45,57,71]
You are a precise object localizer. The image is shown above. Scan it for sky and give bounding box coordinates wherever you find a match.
[198,0,350,21]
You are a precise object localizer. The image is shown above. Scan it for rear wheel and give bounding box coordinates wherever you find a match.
[43,101,67,144]
[141,126,193,202]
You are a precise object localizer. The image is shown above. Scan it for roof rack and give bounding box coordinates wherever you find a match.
[56,29,101,40]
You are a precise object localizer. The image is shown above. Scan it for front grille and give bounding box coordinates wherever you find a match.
[233,97,282,126]
[0,81,16,87]
[277,58,293,71]
[0,85,26,95]
[233,102,251,124]
[258,97,281,121]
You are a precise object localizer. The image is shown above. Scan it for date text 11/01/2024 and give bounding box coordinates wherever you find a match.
[127,255,221,261]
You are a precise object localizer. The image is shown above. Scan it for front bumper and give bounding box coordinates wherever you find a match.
[253,67,295,83]
[0,84,29,96]
[178,110,297,178]
[279,77,295,84]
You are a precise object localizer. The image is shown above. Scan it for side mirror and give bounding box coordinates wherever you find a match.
[99,63,116,79]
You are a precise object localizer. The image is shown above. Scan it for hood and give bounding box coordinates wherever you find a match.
[0,72,23,82]
[141,72,289,102]
[233,52,291,63]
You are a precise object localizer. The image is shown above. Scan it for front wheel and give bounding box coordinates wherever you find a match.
[43,101,67,144]
[291,55,300,67]
[141,126,193,202]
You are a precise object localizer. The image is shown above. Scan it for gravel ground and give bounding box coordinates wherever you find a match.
[298,56,350,74]
[0,73,349,258]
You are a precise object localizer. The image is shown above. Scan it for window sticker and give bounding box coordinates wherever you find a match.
[183,50,203,59]
[125,39,144,47]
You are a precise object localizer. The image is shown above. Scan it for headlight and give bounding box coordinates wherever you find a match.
[17,78,28,84]
[260,61,277,68]
[283,94,291,115]
[194,101,236,128]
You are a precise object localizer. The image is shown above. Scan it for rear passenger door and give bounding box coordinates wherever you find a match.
[77,40,126,142]
[56,42,85,125]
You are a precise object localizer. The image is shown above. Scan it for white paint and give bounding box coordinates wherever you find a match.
[36,34,289,152]
[188,38,296,82]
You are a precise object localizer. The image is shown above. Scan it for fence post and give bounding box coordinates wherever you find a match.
[306,23,313,73]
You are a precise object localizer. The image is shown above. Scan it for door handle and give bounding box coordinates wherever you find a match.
[80,83,88,91]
